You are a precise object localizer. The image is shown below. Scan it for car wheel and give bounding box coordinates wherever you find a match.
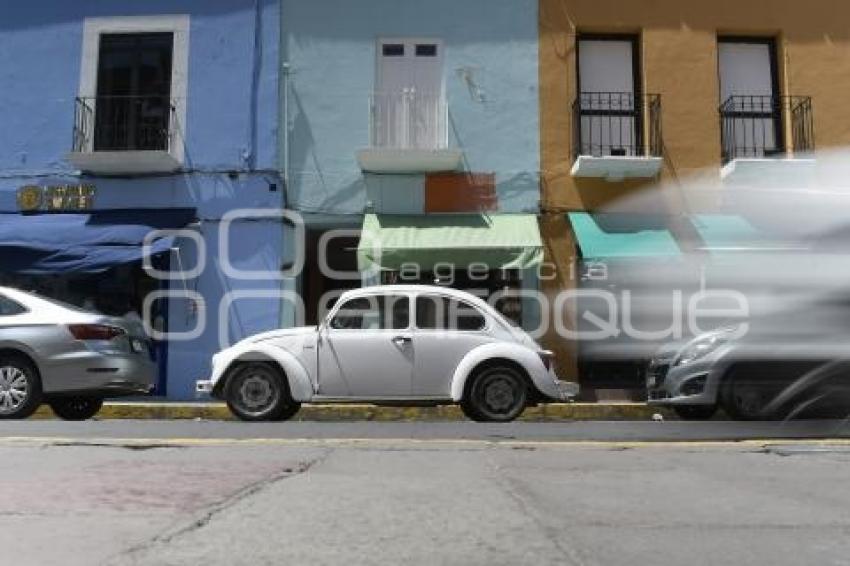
[463,365,528,423]
[0,355,42,420]
[672,405,717,420]
[49,397,104,421]
[720,375,781,421]
[225,362,299,422]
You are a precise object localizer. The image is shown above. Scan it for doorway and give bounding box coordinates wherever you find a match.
[374,38,445,149]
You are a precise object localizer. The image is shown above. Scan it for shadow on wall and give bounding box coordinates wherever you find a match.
[496,171,541,213]
[288,88,366,213]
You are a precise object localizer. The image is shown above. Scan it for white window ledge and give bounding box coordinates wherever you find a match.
[720,157,817,186]
[570,155,663,181]
[66,150,181,175]
[356,148,463,174]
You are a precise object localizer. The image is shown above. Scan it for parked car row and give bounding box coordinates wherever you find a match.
[1,284,579,422]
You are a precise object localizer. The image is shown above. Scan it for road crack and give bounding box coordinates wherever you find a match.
[107,448,332,564]
[485,450,589,566]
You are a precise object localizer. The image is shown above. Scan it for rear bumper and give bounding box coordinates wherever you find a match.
[42,351,157,396]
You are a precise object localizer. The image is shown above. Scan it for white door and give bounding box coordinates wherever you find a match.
[410,294,494,397]
[578,38,637,156]
[317,294,413,397]
[718,41,778,157]
[375,39,444,149]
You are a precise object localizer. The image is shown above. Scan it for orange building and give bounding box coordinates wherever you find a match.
[538,0,850,398]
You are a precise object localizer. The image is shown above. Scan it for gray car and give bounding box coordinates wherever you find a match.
[0,287,156,420]
[647,294,850,420]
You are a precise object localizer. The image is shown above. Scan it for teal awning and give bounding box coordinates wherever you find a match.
[691,214,795,252]
[357,213,543,271]
[567,212,682,259]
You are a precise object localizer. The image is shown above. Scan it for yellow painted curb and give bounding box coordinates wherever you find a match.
[31,402,673,422]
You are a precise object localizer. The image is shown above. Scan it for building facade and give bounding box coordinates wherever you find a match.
[538,0,850,397]
[0,1,287,399]
[280,0,544,329]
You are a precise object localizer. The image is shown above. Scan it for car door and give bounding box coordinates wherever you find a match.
[411,294,495,397]
[317,293,413,398]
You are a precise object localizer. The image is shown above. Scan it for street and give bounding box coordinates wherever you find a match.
[1,420,849,566]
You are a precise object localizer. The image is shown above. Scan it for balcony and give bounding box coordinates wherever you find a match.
[571,92,663,181]
[719,95,815,185]
[355,90,463,174]
[66,95,182,175]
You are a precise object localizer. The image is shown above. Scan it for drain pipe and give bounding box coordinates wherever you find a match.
[279,60,294,327]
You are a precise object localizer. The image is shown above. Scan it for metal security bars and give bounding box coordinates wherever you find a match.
[369,90,448,150]
[719,95,814,163]
[572,92,662,160]
[72,95,176,153]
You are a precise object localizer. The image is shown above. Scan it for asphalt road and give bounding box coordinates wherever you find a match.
[2,421,849,566]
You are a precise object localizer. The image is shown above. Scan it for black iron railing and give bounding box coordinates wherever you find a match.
[719,95,814,163]
[72,95,176,153]
[572,92,662,160]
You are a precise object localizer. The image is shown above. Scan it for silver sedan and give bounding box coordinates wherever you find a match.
[0,287,156,420]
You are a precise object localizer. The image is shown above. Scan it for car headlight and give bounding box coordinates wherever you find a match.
[674,327,738,367]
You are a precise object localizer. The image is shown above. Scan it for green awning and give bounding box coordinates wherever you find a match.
[568,212,682,259]
[357,213,543,271]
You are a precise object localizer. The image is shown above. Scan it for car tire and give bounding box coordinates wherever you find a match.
[49,397,104,421]
[0,354,42,420]
[672,404,717,421]
[225,362,300,422]
[462,365,528,423]
[720,375,782,421]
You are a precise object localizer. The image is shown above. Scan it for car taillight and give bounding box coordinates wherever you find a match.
[67,324,126,341]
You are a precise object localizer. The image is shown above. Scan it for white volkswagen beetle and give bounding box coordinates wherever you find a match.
[197,285,577,422]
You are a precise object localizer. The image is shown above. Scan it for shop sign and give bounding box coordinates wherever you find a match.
[17,184,95,212]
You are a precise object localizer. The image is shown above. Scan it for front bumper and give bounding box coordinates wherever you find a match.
[196,379,213,395]
[646,357,719,406]
[555,379,580,400]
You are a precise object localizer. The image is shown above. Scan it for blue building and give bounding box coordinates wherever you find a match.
[280,0,544,329]
[0,1,291,399]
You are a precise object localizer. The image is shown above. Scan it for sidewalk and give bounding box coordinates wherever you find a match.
[32,401,673,421]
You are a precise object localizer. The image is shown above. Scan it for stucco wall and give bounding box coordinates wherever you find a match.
[0,0,280,175]
[0,1,287,400]
[280,0,540,215]
[538,0,850,385]
[539,0,850,212]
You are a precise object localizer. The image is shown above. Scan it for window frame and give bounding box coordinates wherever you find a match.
[413,293,489,333]
[327,293,412,332]
[78,15,189,162]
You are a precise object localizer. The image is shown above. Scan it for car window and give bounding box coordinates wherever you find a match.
[415,295,486,331]
[0,294,27,316]
[329,295,409,330]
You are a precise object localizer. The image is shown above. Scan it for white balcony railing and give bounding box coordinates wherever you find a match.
[369,90,448,150]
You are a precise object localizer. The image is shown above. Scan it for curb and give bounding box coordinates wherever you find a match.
[32,402,673,422]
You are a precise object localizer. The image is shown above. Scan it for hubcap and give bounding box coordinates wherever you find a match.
[481,375,518,414]
[238,374,276,411]
[0,366,28,414]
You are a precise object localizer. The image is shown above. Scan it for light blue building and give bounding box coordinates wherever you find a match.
[279,0,544,328]
[0,1,290,399]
